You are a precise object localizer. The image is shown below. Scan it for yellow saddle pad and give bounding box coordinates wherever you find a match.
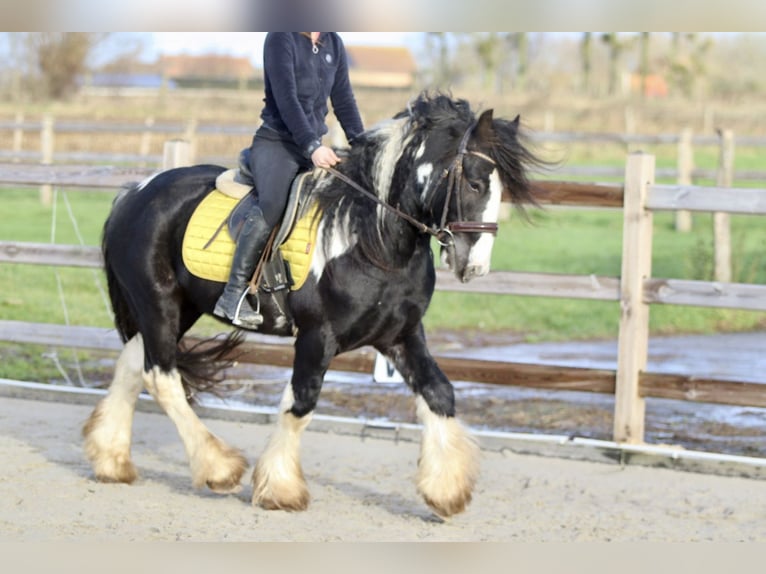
[182,189,320,291]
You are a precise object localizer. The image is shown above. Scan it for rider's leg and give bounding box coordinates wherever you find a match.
[214,131,308,329]
[213,204,271,328]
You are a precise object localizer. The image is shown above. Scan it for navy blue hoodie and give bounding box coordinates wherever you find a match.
[260,32,364,159]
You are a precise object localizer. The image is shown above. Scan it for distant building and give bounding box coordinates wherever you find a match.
[86,48,416,91]
[344,46,416,89]
[629,73,669,98]
[159,54,257,81]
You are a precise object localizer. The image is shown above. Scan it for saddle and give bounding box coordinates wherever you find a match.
[182,149,319,333]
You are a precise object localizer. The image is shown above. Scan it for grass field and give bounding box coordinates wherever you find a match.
[1,186,764,342]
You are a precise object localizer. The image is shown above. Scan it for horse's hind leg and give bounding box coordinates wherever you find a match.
[252,327,333,510]
[142,365,247,493]
[380,327,479,518]
[83,335,145,483]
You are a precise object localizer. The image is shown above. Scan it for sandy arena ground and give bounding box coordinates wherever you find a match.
[1,394,766,542]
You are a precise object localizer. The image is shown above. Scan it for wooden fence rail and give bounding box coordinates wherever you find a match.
[1,150,765,446]
[2,116,766,182]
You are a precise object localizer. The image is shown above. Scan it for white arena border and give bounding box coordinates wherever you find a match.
[1,378,764,480]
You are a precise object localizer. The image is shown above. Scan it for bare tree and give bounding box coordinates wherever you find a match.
[32,33,105,99]
[580,32,592,94]
[638,32,651,98]
[668,33,714,98]
[473,32,502,92]
[601,33,634,96]
[426,33,451,88]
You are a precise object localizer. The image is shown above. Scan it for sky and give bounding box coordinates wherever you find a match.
[148,32,418,67]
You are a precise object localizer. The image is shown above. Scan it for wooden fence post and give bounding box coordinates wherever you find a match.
[184,118,198,164]
[674,128,694,232]
[614,152,655,444]
[139,116,155,167]
[714,129,734,282]
[12,111,24,163]
[162,140,192,170]
[39,114,54,207]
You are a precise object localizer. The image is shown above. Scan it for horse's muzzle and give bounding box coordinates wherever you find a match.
[460,264,488,283]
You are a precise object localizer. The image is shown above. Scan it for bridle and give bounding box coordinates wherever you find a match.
[323,120,498,247]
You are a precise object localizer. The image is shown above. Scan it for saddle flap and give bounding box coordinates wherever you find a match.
[272,171,315,249]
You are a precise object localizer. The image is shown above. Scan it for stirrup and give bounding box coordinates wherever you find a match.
[232,288,263,327]
[231,288,264,328]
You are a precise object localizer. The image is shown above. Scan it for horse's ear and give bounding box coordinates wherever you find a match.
[476,109,494,139]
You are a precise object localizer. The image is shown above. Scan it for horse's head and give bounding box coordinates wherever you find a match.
[411,97,538,283]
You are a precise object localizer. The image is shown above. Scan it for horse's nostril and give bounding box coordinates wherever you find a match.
[461,265,479,283]
[462,264,489,283]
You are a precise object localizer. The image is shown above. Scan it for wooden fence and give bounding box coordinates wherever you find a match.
[1,115,762,283]
[1,145,765,446]
[2,115,766,180]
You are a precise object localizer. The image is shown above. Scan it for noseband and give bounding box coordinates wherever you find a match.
[323,120,498,245]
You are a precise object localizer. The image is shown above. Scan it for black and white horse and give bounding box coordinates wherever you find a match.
[83,92,540,517]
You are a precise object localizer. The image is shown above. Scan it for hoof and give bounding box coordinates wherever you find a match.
[83,403,138,484]
[251,462,310,511]
[192,435,248,494]
[416,399,480,518]
[205,455,247,494]
[91,455,139,485]
[421,490,473,519]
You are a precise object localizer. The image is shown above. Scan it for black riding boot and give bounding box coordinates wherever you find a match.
[213,206,271,329]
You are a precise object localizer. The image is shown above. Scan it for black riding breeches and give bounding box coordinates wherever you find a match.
[248,126,313,228]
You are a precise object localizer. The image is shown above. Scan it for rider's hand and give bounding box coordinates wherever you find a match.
[311,145,340,169]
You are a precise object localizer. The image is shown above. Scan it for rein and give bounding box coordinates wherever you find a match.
[323,120,498,245]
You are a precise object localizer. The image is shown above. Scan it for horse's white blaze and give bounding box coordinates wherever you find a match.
[310,209,356,281]
[466,169,503,275]
[143,366,245,492]
[252,384,312,509]
[415,396,479,517]
[83,335,145,482]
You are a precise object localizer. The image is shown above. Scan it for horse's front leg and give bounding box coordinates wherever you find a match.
[252,326,335,510]
[380,326,480,518]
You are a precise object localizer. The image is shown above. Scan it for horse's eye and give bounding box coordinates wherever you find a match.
[467,181,482,193]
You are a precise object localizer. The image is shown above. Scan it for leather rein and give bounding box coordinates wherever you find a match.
[323,120,498,246]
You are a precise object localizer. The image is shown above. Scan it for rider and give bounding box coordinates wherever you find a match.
[214,32,365,328]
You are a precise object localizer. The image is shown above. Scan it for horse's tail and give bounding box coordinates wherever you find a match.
[176,331,247,402]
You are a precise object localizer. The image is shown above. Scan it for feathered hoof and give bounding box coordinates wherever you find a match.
[251,463,310,511]
[206,471,246,495]
[420,489,473,519]
[192,435,248,494]
[416,442,479,518]
[415,402,480,518]
[90,453,139,485]
[83,404,138,484]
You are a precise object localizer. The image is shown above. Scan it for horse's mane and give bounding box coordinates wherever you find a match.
[312,91,543,269]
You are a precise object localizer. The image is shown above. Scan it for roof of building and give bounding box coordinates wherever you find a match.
[344,46,416,75]
[159,54,256,78]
